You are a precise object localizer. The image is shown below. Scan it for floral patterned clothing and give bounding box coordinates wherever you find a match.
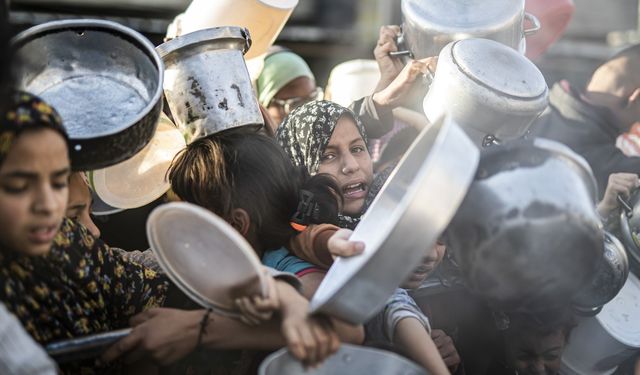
[0,218,169,344]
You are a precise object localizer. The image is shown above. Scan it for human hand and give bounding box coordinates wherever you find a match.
[235,274,280,326]
[327,229,365,258]
[278,284,340,367]
[597,173,640,218]
[101,308,202,366]
[372,57,438,109]
[431,329,461,371]
[373,25,405,92]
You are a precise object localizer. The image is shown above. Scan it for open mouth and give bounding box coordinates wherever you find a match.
[28,225,58,244]
[343,182,367,199]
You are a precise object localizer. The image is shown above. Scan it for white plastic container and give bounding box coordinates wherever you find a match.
[325,60,381,107]
[176,0,298,60]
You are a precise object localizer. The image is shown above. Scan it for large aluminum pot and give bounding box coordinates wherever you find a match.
[168,0,298,60]
[572,232,629,311]
[561,272,640,375]
[401,0,540,59]
[157,27,263,143]
[445,138,603,312]
[310,115,479,324]
[259,344,427,375]
[12,19,164,171]
[423,38,549,148]
[617,191,640,274]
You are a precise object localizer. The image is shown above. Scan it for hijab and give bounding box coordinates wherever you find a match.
[276,100,371,228]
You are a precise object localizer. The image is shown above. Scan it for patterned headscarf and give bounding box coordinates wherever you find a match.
[0,92,68,163]
[276,100,369,228]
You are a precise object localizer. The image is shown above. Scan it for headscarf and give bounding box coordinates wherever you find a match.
[0,92,68,164]
[257,50,315,108]
[276,100,369,228]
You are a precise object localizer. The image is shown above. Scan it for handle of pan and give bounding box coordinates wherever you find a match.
[524,13,541,36]
[618,194,634,217]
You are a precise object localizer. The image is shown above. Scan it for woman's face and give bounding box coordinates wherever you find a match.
[66,172,100,238]
[318,116,373,216]
[0,129,70,255]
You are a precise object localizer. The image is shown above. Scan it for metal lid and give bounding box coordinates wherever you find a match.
[597,272,640,347]
[402,0,524,33]
[147,202,267,316]
[451,38,547,99]
[157,26,252,61]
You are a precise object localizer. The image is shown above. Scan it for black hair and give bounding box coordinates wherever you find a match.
[168,128,341,252]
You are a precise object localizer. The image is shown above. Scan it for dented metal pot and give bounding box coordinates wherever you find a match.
[157,26,263,143]
[445,138,603,312]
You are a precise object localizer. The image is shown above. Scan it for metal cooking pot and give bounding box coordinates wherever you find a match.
[157,27,263,143]
[445,138,603,312]
[617,191,640,274]
[423,38,549,148]
[572,232,629,311]
[12,19,164,171]
[562,273,640,375]
[259,344,427,375]
[401,0,540,59]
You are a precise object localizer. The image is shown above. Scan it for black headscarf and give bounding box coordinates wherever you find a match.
[276,100,372,228]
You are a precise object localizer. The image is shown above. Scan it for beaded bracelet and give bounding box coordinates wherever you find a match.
[197,308,213,349]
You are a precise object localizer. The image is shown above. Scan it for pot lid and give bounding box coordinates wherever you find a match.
[402,0,524,33]
[147,202,267,316]
[90,113,186,209]
[596,272,640,347]
[451,38,548,99]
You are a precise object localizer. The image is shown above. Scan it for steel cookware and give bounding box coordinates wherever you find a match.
[445,138,603,312]
[561,273,640,375]
[617,191,640,274]
[310,115,479,324]
[147,202,267,317]
[400,0,540,59]
[157,27,263,143]
[46,328,131,364]
[572,232,629,310]
[12,19,164,171]
[423,38,549,148]
[259,344,427,375]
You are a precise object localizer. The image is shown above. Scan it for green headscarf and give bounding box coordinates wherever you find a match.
[257,50,315,108]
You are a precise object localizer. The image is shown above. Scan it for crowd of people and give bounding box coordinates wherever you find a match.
[0,2,640,375]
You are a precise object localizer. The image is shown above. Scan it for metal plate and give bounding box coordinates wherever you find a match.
[46,328,131,364]
[146,202,267,317]
[309,115,479,324]
[259,344,427,375]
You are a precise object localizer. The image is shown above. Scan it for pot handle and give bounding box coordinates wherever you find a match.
[524,13,541,36]
[617,194,634,217]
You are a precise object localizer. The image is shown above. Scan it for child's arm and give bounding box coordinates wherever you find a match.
[395,318,450,375]
[289,226,365,269]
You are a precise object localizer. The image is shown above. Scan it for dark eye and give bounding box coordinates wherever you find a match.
[2,184,27,194]
[351,145,365,153]
[321,153,336,162]
[52,180,68,190]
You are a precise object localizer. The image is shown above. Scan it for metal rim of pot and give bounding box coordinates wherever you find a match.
[618,191,640,269]
[11,19,165,171]
[156,26,252,61]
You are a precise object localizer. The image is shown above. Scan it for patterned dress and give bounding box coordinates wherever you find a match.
[0,218,169,372]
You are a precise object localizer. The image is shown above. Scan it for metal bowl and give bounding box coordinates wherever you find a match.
[259,344,427,375]
[12,19,164,170]
[310,115,479,324]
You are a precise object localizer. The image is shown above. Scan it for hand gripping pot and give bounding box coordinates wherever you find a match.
[310,115,479,324]
[12,19,164,170]
[445,138,603,313]
[400,0,540,59]
[259,344,427,375]
[423,38,549,148]
[147,202,268,317]
[157,27,263,143]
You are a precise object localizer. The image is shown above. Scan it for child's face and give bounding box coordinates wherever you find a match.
[0,129,70,256]
[506,330,565,375]
[66,172,100,238]
[401,241,446,290]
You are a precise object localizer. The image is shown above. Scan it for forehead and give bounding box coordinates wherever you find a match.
[0,129,69,174]
[327,116,363,146]
[275,76,316,99]
[68,173,91,204]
